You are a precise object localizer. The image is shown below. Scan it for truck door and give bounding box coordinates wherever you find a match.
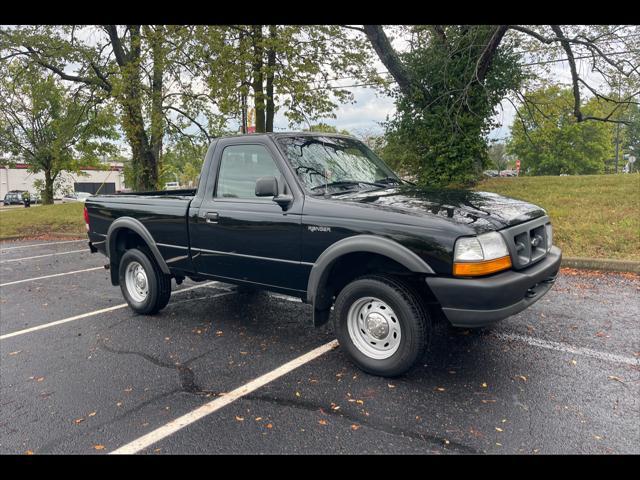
[189,137,307,293]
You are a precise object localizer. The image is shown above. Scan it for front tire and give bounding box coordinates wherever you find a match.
[333,275,430,377]
[118,248,171,315]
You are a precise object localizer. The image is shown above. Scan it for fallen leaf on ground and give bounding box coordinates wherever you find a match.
[481,382,488,388]
[93,444,106,451]
[436,387,446,392]
[88,411,97,417]
[235,416,244,421]
[570,359,577,366]
[318,419,328,425]
[25,450,34,455]
[495,427,503,432]
[9,351,22,356]
[608,375,624,383]
[351,424,360,431]
[516,375,527,382]
[387,384,396,389]
[295,391,301,397]
[255,417,262,421]
[265,423,273,429]
[35,376,45,382]
[74,418,84,424]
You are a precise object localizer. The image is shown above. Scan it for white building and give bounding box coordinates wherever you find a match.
[0,162,126,199]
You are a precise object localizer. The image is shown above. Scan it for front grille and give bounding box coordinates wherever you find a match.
[499,216,551,270]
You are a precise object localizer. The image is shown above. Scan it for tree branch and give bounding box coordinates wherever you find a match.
[363,25,413,96]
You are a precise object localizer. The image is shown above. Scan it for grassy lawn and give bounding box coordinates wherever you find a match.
[477,174,640,261]
[0,202,86,240]
[1,175,638,261]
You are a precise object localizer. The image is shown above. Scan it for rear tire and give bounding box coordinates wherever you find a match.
[333,275,430,377]
[118,248,171,315]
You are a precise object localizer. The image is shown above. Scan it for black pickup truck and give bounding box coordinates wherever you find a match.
[85,132,561,376]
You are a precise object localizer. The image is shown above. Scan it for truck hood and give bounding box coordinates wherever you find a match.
[332,186,546,233]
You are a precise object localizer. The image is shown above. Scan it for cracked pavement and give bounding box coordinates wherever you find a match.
[0,239,639,454]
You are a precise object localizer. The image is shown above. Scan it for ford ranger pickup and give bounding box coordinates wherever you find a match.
[85,132,561,376]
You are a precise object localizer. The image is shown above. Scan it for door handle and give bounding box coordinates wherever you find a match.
[204,212,218,224]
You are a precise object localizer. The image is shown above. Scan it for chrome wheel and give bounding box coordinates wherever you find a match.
[347,297,401,360]
[125,261,149,303]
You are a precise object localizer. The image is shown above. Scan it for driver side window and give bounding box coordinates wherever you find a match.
[215,144,286,199]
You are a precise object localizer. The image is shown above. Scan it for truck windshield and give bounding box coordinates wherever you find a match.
[276,135,401,195]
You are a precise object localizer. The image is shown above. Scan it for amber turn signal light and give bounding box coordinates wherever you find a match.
[453,255,512,277]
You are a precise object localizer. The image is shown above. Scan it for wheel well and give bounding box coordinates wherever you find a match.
[109,228,150,285]
[320,252,436,309]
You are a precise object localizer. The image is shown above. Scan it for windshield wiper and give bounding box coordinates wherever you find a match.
[310,180,387,194]
[375,176,403,185]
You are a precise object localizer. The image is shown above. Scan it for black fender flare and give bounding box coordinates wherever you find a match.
[306,235,435,326]
[106,217,170,285]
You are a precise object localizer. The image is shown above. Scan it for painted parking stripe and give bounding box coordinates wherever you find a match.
[0,281,224,341]
[0,266,104,287]
[0,239,85,251]
[0,249,88,264]
[494,332,640,367]
[110,340,339,455]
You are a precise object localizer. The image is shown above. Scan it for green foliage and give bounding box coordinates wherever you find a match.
[508,86,615,175]
[303,123,351,135]
[385,26,525,188]
[161,138,209,188]
[194,26,383,130]
[0,61,118,203]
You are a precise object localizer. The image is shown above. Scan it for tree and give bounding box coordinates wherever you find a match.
[1,25,227,191]
[360,25,639,186]
[194,25,382,133]
[161,137,209,188]
[303,123,351,135]
[488,142,510,172]
[0,63,117,203]
[508,86,614,175]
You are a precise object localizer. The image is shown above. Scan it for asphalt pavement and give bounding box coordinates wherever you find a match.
[0,238,638,454]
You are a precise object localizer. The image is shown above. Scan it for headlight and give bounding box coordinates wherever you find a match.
[453,232,512,277]
[545,223,553,251]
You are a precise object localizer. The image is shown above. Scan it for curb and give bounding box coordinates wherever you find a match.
[561,257,640,274]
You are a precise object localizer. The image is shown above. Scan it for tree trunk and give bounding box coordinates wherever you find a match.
[43,168,54,205]
[107,25,158,191]
[363,25,414,97]
[265,25,277,132]
[148,25,165,169]
[251,25,266,133]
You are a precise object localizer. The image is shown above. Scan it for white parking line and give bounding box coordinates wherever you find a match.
[0,248,88,264]
[0,239,85,251]
[0,266,104,287]
[110,340,339,454]
[494,332,640,367]
[0,281,224,341]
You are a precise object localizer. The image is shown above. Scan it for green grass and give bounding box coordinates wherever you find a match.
[477,174,640,261]
[0,202,86,240]
[1,175,638,261]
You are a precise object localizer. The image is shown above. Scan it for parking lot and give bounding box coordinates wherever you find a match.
[0,238,638,454]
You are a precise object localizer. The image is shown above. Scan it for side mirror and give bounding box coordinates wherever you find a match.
[255,175,293,211]
[255,176,278,197]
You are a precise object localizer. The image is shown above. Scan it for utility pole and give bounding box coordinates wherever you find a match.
[614,73,621,173]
